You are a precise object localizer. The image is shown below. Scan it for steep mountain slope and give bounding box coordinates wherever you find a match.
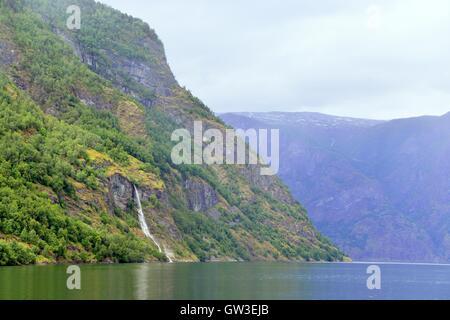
[0,0,344,265]
[221,112,450,262]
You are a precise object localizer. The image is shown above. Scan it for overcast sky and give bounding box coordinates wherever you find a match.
[99,0,450,119]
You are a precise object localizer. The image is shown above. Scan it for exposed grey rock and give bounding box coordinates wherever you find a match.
[206,208,222,220]
[238,164,295,205]
[53,27,177,108]
[108,174,134,211]
[185,177,219,212]
[0,40,17,67]
[107,173,165,213]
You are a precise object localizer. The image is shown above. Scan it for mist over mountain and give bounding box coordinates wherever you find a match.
[221,111,450,262]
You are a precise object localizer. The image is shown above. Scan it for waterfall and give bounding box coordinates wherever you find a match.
[133,185,173,263]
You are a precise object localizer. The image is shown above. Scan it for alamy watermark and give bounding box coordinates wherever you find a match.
[366,265,381,290]
[367,5,382,30]
[171,121,279,176]
[66,265,81,290]
[66,5,81,30]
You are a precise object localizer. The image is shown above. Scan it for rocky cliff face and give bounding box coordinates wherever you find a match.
[0,41,16,66]
[185,178,219,212]
[108,174,164,211]
[108,174,134,211]
[49,3,177,108]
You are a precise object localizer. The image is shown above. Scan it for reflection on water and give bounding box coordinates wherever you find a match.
[135,264,148,300]
[0,262,450,299]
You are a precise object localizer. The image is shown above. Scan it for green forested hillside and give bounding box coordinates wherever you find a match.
[0,75,165,265]
[0,0,345,265]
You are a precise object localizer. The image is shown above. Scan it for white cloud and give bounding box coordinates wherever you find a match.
[99,0,450,119]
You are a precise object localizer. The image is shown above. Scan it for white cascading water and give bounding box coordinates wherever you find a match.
[133,185,173,263]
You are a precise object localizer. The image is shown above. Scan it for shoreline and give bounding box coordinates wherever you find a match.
[4,259,450,269]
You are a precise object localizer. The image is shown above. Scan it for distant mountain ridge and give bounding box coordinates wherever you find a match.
[224,112,384,128]
[221,111,450,262]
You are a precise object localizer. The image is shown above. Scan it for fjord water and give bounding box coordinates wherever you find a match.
[0,262,449,300]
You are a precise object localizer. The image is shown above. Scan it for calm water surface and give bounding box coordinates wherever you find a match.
[0,262,449,300]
